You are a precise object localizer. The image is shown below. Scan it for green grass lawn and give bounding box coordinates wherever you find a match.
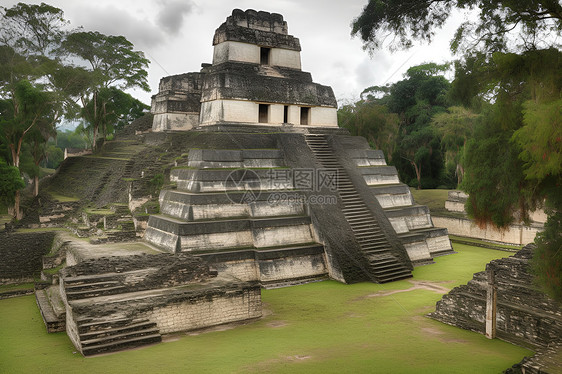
[0,244,532,374]
[410,188,450,215]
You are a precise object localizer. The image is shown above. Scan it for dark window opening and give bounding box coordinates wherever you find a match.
[259,104,269,123]
[260,47,271,65]
[300,107,310,126]
[283,105,288,123]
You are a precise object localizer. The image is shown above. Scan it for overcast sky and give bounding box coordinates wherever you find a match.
[2,0,466,106]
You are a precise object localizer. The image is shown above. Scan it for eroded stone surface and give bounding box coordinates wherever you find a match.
[430,245,562,372]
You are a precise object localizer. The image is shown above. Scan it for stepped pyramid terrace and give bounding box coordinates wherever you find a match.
[33,9,455,355]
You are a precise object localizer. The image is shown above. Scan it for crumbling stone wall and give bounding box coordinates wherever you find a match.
[61,253,213,296]
[429,245,562,349]
[0,232,55,283]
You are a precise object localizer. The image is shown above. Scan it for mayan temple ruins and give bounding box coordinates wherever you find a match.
[29,9,459,356]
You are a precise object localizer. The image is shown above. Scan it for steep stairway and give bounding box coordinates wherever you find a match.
[63,274,126,300]
[77,318,161,356]
[305,134,412,283]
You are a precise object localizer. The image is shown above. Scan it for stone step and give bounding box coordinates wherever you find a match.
[348,221,378,228]
[35,288,66,333]
[77,318,132,333]
[66,286,126,300]
[370,261,404,271]
[339,194,361,199]
[80,320,158,340]
[343,204,368,210]
[342,206,368,211]
[360,241,389,248]
[82,333,162,356]
[376,271,412,283]
[65,280,120,290]
[355,235,387,243]
[344,214,372,220]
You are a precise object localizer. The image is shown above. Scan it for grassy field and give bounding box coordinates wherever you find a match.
[0,244,532,374]
[409,188,450,216]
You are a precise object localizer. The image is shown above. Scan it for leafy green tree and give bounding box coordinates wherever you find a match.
[44,143,63,169]
[0,2,67,57]
[62,31,150,148]
[391,64,450,188]
[431,106,479,185]
[0,159,25,211]
[53,128,87,150]
[338,101,399,161]
[0,80,57,215]
[351,0,562,54]
[340,63,450,188]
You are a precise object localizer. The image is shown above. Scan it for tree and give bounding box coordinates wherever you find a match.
[0,80,58,216]
[390,64,450,188]
[62,31,150,148]
[431,106,479,185]
[338,101,399,161]
[0,159,25,211]
[0,2,67,57]
[351,0,562,54]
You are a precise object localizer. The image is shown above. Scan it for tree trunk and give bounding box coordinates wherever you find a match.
[13,190,22,220]
[34,175,39,197]
[92,125,98,150]
[456,163,464,186]
[412,161,422,190]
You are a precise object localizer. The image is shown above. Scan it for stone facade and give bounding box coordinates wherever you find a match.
[430,245,562,349]
[0,232,55,284]
[433,216,541,246]
[151,9,338,130]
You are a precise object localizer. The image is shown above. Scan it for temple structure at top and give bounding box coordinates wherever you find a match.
[151,9,338,131]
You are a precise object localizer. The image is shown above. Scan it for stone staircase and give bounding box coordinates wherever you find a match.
[62,271,162,355]
[305,134,412,283]
[64,276,125,301]
[76,318,161,356]
[342,140,455,264]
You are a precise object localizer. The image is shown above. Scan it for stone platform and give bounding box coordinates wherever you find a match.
[59,253,261,356]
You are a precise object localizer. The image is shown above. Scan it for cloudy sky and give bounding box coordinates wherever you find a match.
[2,0,466,105]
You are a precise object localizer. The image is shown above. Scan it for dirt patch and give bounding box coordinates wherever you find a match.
[364,280,451,298]
[413,315,469,344]
[266,320,288,328]
[421,327,445,336]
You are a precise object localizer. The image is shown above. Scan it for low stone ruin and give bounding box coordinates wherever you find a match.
[430,244,562,372]
[59,253,261,356]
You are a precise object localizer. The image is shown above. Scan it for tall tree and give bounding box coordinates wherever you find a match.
[338,101,399,161]
[0,2,67,57]
[62,31,150,148]
[431,106,479,185]
[0,80,57,217]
